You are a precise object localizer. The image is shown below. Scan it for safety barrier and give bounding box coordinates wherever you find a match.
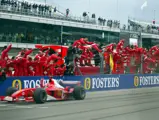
[1,74,159,97]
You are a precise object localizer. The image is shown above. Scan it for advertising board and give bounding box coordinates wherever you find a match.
[1,74,159,96]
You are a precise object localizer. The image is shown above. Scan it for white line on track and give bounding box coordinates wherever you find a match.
[38,106,49,109]
[0,103,49,109]
[0,105,7,107]
[14,106,33,109]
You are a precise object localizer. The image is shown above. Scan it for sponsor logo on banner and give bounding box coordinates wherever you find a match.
[134,76,139,87]
[23,79,49,88]
[84,78,91,90]
[23,78,62,88]
[12,79,22,90]
[134,75,159,87]
[91,77,120,89]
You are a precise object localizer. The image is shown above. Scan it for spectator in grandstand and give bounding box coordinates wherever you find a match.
[66,8,69,17]
[113,20,120,28]
[98,18,106,26]
[32,3,38,13]
[82,12,88,22]
[98,17,103,25]
[147,25,150,32]
[107,20,113,28]
[123,24,126,30]
[83,12,87,17]
[54,7,57,12]
[0,0,52,16]
[49,6,52,16]
[92,14,95,18]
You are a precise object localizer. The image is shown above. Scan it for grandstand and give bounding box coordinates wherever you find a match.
[128,18,159,34]
[0,0,121,56]
[0,0,107,25]
[0,0,159,55]
[126,18,159,48]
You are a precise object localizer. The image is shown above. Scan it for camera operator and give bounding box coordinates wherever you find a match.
[0,67,6,83]
[64,63,74,76]
[65,46,74,65]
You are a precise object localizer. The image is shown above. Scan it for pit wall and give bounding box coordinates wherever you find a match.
[0,74,159,97]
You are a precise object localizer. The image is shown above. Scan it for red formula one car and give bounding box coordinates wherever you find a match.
[4,78,86,104]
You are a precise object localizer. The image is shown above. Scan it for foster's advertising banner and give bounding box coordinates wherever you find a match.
[1,74,159,96]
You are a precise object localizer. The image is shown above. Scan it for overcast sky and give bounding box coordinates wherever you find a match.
[37,0,158,25]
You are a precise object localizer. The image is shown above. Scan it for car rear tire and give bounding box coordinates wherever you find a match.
[73,86,86,100]
[33,88,47,104]
[6,87,18,96]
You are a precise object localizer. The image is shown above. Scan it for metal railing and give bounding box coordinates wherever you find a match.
[0,4,95,24]
[0,4,120,29]
[120,25,159,35]
[72,52,159,75]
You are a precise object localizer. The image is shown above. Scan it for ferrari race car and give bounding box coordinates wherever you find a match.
[4,78,86,104]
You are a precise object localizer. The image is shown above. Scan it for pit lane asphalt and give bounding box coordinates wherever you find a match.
[1,87,159,120]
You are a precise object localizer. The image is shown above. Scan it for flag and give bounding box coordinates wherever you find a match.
[109,54,114,71]
[141,1,147,10]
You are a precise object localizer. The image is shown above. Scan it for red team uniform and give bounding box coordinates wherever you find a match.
[0,39,159,77]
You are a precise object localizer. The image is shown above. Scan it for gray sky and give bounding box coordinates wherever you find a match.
[38,0,158,25]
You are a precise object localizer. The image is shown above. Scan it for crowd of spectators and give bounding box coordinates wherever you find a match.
[0,0,121,28]
[121,19,159,35]
[2,0,159,34]
[98,18,120,28]
[0,19,63,45]
[0,0,55,16]
[0,32,59,44]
